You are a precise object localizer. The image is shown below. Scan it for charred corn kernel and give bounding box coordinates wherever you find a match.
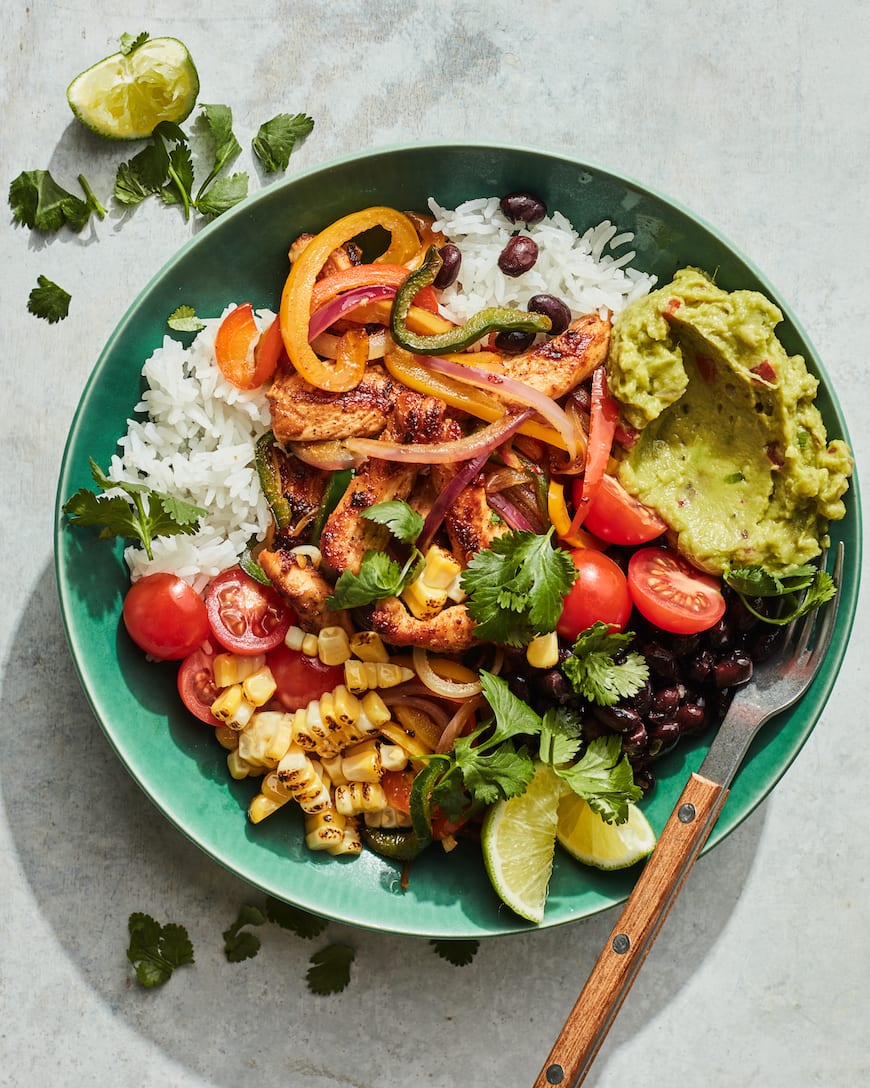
[402,576,448,620]
[380,744,408,772]
[213,652,266,688]
[526,631,560,669]
[320,754,349,787]
[317,626,351,666]
[361,690,391,728]
[214,725,239,751]
[446,572,467,603]
[304,808,347,852]
[364,805,413,829]
[341,738,382,784]
[227,749,256,780]
[349,630,390,663]
[211,684,255,730]
[332,685,361,728]
[276,744,332,813]
[261,769,294,803]
[332,818,363,856]
[242,665,277,707]
[238,711,294,770]
[392,704,443,752]
[284,625,307,652]
[248,793,285,824]
[344,659,415,694]
[421,544,463,589]
[378,719,433,758]
[302,633,319,657]
[290,544,322,568]
[334,781,388,816]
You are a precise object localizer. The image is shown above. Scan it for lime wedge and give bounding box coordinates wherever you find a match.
[481,763,567,924]
[556,792,656,870]
[67,37,199,140]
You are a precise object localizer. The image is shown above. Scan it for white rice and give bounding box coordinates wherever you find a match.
[107,307,274,593]
[427,195,656,325]
[108,200,656,591]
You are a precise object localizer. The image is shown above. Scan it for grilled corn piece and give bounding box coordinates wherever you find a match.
[401,544,463,620]
[304,809,362,855]
[237,710,294,770]
[364,805,414,829]
[349,630,390,663]
[334,781,388,816]
[213,652,266,688]
[276,744,332,814]
[526,630,560,669]
[344,659,414,694]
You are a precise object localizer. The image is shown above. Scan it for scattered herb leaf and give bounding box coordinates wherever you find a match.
[461,527,577,647]
[252,112,314,173]
[223,904,266,963]
[561,622,649,706]
[62,457,205,560]
[362,500,424,545]
[264,897,329,939]
[327,500,425,609]
[196,104,243,198]
[195,172,249,219]
[167,305,205,332]
[546,734,642,824]
[8,169,98,233]
[307,943,355,995]
[126,912,194,988]
[28,275,71,323]
[430,939,479,966]
[724,562,837,626]
[119,30,149,55]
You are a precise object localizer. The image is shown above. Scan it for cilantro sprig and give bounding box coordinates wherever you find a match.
[460,526,577,647]
[410,672,641,831]
[28,275,71,323]
[253,112,314,173]
[126,912,194,988]
[561,622,649,706]
[62,457,205,560]
[327,500,424,610]
[9,169,105,233]
[724,562,837,626]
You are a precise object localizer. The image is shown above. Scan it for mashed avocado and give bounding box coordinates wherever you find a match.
[607,268,852,574]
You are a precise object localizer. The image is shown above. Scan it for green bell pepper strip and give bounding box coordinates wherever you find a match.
[255,432,293,530]
[390,246,552,355]
[310,468,354,545]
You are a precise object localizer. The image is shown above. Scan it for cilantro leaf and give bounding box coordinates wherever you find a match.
[561,622,649,706]
[126,912,194,988]
[306,943,354,995]
[264,897,328,939]
[451,733,535,806]
[196,104,243,199]
[115,141,172,206]
[28,275,70,323]
[430,939,479,966]
[223,904,266,963]
[167,305,205,333]
[549,735,642,824]
[362,500,424,545]
[328,551,407,609]
[252,112,314,173]
[479,669,543,744]
[162,142,196,214]
[195,172,249,219]
[9,170,95,232]
[120,31,149,54]
[461,527,577,647]
[538,705,584,766]
[62,457,205,560]
[723,561,837,626]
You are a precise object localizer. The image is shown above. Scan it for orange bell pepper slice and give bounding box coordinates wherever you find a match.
[280,207,419,392]
[547,479,604,549]
[214,304,282,390]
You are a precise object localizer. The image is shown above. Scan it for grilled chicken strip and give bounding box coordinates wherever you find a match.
[430,464,507,567]
[267,364,397,444]
[370,597,479,653]
[494,312,611,401]
[319,389,451,574]
[258,549,352,634]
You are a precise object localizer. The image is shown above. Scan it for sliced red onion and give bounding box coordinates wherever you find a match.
[380,694,452,731]
[487,491,538,532]
[307,284,397,342]
[288,439,363,471]
[420,355,579,460]
[345,408,533,465]
[419,447,491,551]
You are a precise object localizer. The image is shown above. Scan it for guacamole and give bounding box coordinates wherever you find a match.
[607,268,852,574]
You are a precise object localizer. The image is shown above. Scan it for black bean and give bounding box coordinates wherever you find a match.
[537,669,573,704]
[652,685,685,715]
[493,329,536,354]
[686,648,715,685]
[705,617,733,651]
[527,293,572,336]
[593,705,643,733]
[749,626,783,662]
[649,719,681,757]
[713,650,754,689]
[642,642,679,682]
[628,678,653,717]
[633,767,657,793]
[433,243,461,289]
[498,235,539,277]
[621,722,648,757]
[676,700,709,734]
[500,191,547,224]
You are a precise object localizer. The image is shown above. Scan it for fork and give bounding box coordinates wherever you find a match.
[532,542,844,1088]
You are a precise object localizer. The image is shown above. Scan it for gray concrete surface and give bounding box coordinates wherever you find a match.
[2,3,868,1086]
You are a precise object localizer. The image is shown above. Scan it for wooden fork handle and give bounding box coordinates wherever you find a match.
[532,773,730,1088]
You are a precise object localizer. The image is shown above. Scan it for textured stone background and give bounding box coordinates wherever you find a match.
[2,3,868,1086]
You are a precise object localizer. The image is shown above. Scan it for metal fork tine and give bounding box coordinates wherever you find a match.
[795,545,828,657]
[808,540,844,662]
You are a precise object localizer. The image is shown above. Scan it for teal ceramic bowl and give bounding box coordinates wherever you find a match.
[54,142,861,938]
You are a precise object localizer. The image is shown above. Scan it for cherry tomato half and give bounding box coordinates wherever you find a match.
[266,643,345,711]
[381,769,415,814]
[576,474,668,547]
[556,548,633,641]
[627,546,726,634]
[204,566,293,655]
[122,572,210,660]
[177,647,223,725]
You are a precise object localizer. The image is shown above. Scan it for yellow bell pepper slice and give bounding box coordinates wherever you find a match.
[280,207,419,392]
